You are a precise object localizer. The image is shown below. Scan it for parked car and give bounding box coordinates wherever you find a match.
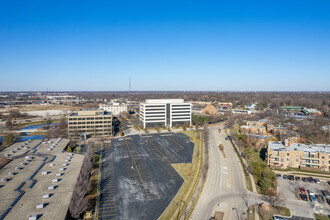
[299,187,306,194]
[283,175,289,180]
[276,174,282,179]
[327,198,330,205]
[307,190,315,196]
[288,175,294,180]
[309,195,317,203]
[327,180,330,186]
[314,178,321,184]
[321,190,330,198]
[295,176,301,181]
[308,177,314,183]
[316,194,325,204]
[300,194,308,201]
[302,177,308,182]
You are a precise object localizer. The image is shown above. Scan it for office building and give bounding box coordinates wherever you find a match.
[99,103,129,115]
[267,141,330,172]
[68,109,112,136]
[139,99,191,129]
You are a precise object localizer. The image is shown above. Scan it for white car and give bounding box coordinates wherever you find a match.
[307,190,314,196]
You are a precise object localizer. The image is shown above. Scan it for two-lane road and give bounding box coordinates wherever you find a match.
[191,125,247,220]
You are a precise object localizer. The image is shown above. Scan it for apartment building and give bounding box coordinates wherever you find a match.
[68,109,112,137]
[99,103,129,115]
[267,141,330,172]
[139,99,191,128]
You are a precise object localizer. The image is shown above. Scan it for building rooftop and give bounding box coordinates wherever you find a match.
[145,99,185,104]
[70,109,110,116]
[268,141,330,153]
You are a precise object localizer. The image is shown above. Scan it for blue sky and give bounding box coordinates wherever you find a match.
[0,0,330,91]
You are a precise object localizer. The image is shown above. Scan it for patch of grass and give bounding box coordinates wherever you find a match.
[278,207,291,217]
[314,213,329,220]
[159,130,203,220]
[247,206,256,220]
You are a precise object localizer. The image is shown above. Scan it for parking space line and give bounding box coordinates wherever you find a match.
[124,139,150,200]
[147,138,172,164]
[166,136,184,150]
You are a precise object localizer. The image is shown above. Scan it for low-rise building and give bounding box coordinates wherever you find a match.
[68,109,112,137]
[139,99,191,128]
[267,141,330,172]
[201,104,218,115]
[99,103,129,115]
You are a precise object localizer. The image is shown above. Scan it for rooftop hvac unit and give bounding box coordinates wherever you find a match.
[65,159,70,162]
[48,185,55,190]
[66,157,72,160]
[1,178,8,182]
[10,151,15,154]
[28,215,38,220]
[25,156,31,160]
[4,154,9,157]
[59,167,66,171]
[24,146,28,149]
[42,194,50,199]
[68,153,74,156]
[8,172,15,176]
[36,203,45,209]
[15,167,22,170]
[47,148,52,151]
[52,178,60,183]
[50,164,55,167]
[56,173,63,177]
[48,141,52,144]
[62,163,68,166]
[42,171,49,175]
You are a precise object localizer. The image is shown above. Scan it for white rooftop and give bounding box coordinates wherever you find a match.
[268,141,330,153]
[145,99,185,104]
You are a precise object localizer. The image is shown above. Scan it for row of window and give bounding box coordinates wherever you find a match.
[69,121,112,125]
[69,125,112,129]
[69,117,111,120]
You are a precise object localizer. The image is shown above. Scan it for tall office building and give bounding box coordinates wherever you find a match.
[68,109,112,137]
[99,103,129,115]
[139,99,191,128]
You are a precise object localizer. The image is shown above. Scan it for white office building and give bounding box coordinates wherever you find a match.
[139,99,192,128]
[99,103,129,115]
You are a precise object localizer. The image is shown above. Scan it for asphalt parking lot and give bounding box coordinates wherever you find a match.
[277,176,330,218]
[98,133,195,220]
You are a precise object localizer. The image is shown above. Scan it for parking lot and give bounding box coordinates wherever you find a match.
[98,133,195,220]
[277,174,330,218]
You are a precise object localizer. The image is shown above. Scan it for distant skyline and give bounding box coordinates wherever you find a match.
[1,0,330,91]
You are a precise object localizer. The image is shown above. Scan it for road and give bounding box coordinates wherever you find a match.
[191,124,248,220]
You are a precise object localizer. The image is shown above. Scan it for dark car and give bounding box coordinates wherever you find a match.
[276,174,282,179]
[308,177,314,183]
[295,176,301,181]
[283,175,289,180]
[300,194,308,201]
[316,194,325,204]
[309,195,317,203]
[288,175,294,180]
[327,198,330,205]
[302,177,308,182]
[321,190,330,198]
